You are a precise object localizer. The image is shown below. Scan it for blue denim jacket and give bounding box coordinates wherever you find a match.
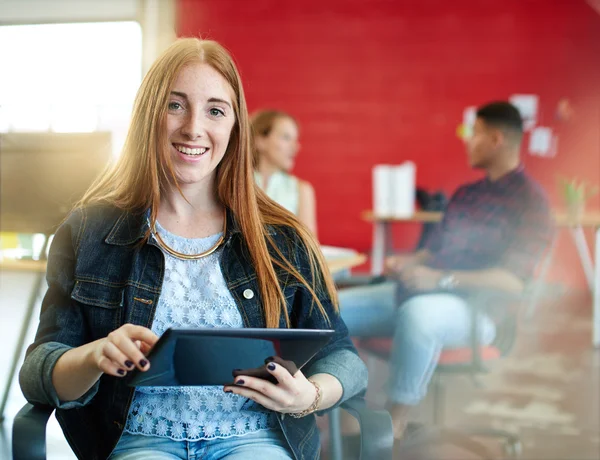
[19,205,367,460]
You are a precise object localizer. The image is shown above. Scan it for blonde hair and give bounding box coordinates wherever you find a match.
[250,109,297,167]
[78,38,337,327]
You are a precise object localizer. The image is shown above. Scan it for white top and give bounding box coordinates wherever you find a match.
[255,170,300,215]
[124,221,277,441]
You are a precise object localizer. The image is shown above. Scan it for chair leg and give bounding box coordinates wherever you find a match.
[328,408,343,460]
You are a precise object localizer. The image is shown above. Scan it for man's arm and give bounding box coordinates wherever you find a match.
[398,265,524,294]
[401,191,554,295]
[445,267,525,293]
[385,249,432,273]
[386,188,455,275]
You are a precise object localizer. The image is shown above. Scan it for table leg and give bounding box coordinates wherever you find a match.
[525,238,557,321]
[593,228,600,348]
[371,222,391,275]
[570,226,595,291]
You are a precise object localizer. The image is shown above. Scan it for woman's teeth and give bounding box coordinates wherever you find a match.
[175,145,207,155]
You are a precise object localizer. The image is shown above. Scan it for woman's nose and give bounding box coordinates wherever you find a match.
[181,113,205,140]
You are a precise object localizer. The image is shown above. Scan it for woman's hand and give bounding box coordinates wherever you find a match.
[223,360,317,414]
[91,323,159,377]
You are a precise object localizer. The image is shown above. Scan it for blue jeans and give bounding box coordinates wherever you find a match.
[109,429,293,460]
[338,282,496,405]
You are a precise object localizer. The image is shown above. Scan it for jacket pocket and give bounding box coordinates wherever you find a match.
[71,280,125,337]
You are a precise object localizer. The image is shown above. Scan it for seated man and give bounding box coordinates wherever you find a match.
[339,101,554,439]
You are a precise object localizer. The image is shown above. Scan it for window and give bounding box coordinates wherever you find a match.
[0,21,142,157]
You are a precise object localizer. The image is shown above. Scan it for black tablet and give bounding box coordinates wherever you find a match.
[127,328,335,387]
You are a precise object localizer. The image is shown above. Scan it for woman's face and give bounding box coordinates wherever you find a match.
[256,117,299,172]
[165,62,236,187]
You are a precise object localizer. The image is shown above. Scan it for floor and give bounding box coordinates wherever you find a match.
[1,268,599,460]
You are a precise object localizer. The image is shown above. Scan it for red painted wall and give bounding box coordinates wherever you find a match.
[177,0,600,288]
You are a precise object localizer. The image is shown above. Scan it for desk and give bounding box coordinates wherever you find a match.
[326,254,367,275]
[0,255,366,282]
[362,210,600,347]
[0,259,47,273]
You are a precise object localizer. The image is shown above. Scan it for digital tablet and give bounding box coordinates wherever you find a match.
[127,328,335,387]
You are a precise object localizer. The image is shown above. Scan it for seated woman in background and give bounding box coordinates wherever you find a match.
[251,110,318,236]
[19,38,366,460]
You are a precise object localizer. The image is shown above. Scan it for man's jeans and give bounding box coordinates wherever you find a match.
[339,282,496,405]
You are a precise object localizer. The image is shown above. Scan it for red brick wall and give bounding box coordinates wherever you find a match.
[177,0,600,288]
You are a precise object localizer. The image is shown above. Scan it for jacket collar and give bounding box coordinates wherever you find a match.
[105,208,242,246]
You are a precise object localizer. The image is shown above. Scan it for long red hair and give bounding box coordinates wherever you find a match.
[78,38,337,327]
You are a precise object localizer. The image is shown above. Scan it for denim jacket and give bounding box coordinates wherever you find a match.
[19,205,367,460]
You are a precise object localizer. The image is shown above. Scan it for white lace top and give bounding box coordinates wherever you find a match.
[123,221,278,440]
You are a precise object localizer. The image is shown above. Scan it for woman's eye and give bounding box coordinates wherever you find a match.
[168,102,182,110]
[209,108,225,117]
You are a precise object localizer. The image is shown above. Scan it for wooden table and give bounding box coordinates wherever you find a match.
[0,259,47,273]
[326,254,367,275]
[362,210,600,347]
[0,255,367,278]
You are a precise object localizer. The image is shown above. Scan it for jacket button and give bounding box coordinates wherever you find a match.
[243,289,254,299]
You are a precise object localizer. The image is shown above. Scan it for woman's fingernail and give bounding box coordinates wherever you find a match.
[236,379,245,385]
[125,360,134,369]
[267,363,276,371]
[117,369,125,376]
[139,359,148,367]
[225,389,232,393]
[233,368,241,372]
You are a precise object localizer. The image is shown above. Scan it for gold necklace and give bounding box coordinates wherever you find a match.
[150,211,227,260]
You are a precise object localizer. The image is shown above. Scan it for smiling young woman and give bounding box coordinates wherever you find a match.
[19,38,367,460]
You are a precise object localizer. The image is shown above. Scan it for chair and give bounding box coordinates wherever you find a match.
[12,396,393,460]
[414,188,448,250]
[357,290,524,460]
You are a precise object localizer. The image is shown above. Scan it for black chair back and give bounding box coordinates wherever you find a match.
[415,188,448,249]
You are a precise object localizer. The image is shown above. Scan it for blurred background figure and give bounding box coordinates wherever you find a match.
[251,110,318,236]
[339,101,554,442]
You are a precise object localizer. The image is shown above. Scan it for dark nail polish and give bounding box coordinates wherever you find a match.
[264,356,275,364]
[236,379,245,385]
[139,359,148,367]
[267,363,276,371]
[117,369,125,375]
[125,360,134,369]
[234,368,241,372]
[225,389,232,393]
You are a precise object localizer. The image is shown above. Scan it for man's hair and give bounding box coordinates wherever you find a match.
[476,101,524,143]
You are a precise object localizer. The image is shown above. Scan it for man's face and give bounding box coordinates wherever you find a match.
[466,118,497,169]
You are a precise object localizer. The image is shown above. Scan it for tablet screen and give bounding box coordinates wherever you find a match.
[128,328,334,387]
